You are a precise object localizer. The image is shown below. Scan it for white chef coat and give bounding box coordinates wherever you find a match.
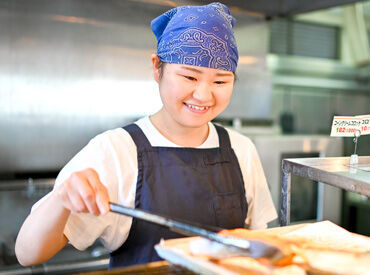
[32,116,277,251]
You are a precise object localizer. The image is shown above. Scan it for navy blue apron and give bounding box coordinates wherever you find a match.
[110,123,248,268]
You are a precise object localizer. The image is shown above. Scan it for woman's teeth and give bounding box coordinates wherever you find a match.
[186,103,209,111]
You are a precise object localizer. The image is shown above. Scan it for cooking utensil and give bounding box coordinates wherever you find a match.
[109,202,284,261]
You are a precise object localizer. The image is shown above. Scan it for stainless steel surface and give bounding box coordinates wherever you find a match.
[268,54,360,79]
[280,170,291,228]
[190,0,364,17]
[109,202,283,260]
[0,178,53,191]
[1,0,368,173]
[280,156,370,226]
[79,260,196,275]
[268,55,370,92]
[0,0,162,173]
[272,75,370,91]
[268,55,370,136]
[0,179,110,271]
[0,257,109,275]
[247,134,343,226]
[0,179,54,267]
[271,87,370,135]
[0,0,271,173]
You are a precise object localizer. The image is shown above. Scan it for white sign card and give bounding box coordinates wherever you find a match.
[330,115,370,137]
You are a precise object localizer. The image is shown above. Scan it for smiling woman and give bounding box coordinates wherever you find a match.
[15,2,277,271]
[151,58,235,146]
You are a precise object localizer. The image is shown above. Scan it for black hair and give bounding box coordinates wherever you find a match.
[157,59,166,80]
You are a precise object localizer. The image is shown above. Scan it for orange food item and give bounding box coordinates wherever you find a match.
[214,225,370,275]
[218,228,299,265]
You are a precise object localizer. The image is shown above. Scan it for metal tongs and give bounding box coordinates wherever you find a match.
[109,202,284,262]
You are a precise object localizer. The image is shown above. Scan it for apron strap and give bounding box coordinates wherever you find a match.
[123,124,152,150]
[124,123,232,151]
[213,124,232,152]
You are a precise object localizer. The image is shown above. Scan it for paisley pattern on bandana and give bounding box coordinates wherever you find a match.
[158,28,233,71]
[151,2,238,72]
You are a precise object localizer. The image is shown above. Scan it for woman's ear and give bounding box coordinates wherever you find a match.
[151,54,161,83]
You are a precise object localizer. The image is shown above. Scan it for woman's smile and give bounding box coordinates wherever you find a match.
[184,102,211,114]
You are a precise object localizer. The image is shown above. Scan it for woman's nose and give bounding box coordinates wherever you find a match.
[193,82,213,102]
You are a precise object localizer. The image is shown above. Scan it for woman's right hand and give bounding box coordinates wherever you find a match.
[56,168,110,215]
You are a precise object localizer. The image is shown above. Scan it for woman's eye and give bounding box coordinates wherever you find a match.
[215,81,226,85]
[184,75,196,81]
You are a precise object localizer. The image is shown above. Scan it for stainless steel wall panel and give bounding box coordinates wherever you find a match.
[270,87,291,119]
[223,20,272,119]
[291,90,333,134]
[269,55,370,139]
[0,1,163,172]
[334,93,370,116]
[0,0,272,173]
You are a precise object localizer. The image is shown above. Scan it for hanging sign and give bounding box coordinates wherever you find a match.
[330,115,370,137]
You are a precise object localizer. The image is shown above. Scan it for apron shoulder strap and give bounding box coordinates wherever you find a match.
[124,123,232,151]
[213,124,232,150]
[123,123,152,150]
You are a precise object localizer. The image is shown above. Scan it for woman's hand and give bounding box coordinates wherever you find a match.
[15,168,110,266]
[57,168,110,215]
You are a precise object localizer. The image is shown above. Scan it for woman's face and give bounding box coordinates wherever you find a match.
[152,56,235,129]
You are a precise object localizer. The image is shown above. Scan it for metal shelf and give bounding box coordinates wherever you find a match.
[280,156,370,226]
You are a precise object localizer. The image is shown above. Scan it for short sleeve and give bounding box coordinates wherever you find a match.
[31,128,138,251]
[227,129,278,230]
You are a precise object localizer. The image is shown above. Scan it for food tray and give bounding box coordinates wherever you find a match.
[155,236,238,275]
[155,221,370,275]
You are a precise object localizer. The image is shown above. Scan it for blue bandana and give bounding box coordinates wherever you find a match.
[151,2,238,72]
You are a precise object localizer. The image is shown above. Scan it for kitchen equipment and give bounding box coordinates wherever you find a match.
[244,134,343,226]
[281,156,370,226]
[109,202,284,262]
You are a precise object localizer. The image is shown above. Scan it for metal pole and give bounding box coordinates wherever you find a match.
[280,161,291,226]
[317,182,324,221]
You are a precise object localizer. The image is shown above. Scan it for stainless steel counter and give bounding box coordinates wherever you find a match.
[0,179,110,273]
[280,156,370,226]
[0,257,109,275]
[78,260,195,275]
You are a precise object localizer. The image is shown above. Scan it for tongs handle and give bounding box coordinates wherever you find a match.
[109,202,250,250]
[109,202,285,261]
